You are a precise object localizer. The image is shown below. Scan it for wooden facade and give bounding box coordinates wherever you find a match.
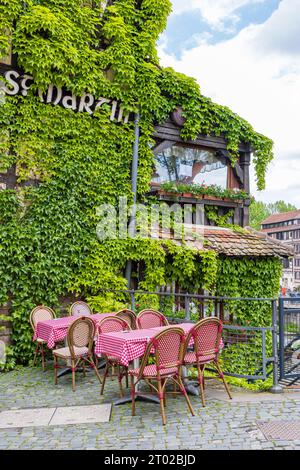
[151,118,252,227]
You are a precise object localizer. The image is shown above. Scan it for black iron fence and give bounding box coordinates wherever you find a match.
[279,297,300,386]
[94,289,279,388]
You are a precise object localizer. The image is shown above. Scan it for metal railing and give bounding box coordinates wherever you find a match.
[93,288,280,389]
[279,297,300,386]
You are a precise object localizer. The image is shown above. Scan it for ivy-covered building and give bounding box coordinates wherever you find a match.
[0,0,293,368]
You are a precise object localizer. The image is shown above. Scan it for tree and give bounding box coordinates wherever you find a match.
[249,200,297,231]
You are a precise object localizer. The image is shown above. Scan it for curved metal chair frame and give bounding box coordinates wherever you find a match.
[53,316,102,392]
[136,309,169,329]
[98,316,131,397]
[69,301,93,317]
[116,309,137,330]
[129,326,195,426]
[184,317,232,407]
[30,305,56,371]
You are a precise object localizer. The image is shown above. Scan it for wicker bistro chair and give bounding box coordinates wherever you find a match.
[136,309,169,329]
[129,327,195,426]
[98,316,131,397]
[53,317,102,392]
[183,317,232,407]
[30,306,56,371]
[116,309,137,329]
[69,301,92,317]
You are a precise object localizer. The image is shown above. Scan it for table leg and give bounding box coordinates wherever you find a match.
[114,358,160,406]
[182,366,199,396]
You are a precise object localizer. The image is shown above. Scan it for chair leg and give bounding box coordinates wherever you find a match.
[89,357,102,385]
[117,364,124,398]
[163,379,167,407]
[125,368,129,388]
[131,374,136,416]
[82,360,86,378]
[197,363,206,407]
[33,345,38,367]
[41,344,45,372]
[178,376,195,417]
[101,362,109,395]
[158,379,167,426]
[215,360,232,400]
[71,360,76,392]
[54,355,58,385]
[94,353,98,369]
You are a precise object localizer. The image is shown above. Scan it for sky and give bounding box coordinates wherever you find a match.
[158,0,300,208]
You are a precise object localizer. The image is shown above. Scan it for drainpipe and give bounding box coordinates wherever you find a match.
[125,110,140,286]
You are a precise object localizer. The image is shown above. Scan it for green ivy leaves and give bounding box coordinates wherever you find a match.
[0,0,278,370]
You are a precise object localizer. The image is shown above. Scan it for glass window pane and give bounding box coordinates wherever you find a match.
[152,145,228,187]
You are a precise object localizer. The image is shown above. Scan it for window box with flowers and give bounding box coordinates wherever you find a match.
[159,183,251,203]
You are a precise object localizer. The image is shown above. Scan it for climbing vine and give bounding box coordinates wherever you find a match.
[0,1,280,369]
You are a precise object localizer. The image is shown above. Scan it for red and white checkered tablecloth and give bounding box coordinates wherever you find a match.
[33,313,116,349]
[95,323,196,367]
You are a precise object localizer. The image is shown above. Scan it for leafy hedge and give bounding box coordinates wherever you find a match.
[0,1,280,370]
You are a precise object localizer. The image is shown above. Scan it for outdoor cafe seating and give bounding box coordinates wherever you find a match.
[136,309,169,329]
[183,317,232,407]
[30,302,232,425]
[53,316,102,392]
[98,316,131,398]
[115,309,137,329]
[30,305,56,372]
[129,326,195,425]
[69,300,93,317]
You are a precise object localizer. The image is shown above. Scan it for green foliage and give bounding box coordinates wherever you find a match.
[250,200,297,231]
[0,344,16,372]
[214,256,281,384]
[205,206,234,227]
[160,182,251,201]
[0,0,280,370]
[216,256,281,326]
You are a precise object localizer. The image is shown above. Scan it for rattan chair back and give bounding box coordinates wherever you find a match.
[30,306,55,331]
[69,301,92,317]
[98,316,131,334]
[138,327,185,380]
[67,317,95,358]
[116,309,137,329]
[185,317,223,360]
[137,309,169,329]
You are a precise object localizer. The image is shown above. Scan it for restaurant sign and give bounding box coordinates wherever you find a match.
[0,65,129,123]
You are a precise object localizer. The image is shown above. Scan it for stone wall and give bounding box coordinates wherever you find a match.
[0,303,12,346]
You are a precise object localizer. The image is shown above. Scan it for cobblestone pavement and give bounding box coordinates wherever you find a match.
[0,365,300,450]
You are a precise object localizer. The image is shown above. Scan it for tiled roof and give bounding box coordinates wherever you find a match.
[154,225,294,258]
[203,227,294,257]
[262,210,300,225]
[261,225,299,234]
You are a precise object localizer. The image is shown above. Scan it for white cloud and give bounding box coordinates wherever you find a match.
[160,0,300,207]
[171,0,265,29]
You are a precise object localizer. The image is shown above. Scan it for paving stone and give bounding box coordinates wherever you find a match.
[49,403,111,425]
[1,366,300,450]
[0,407,55,429]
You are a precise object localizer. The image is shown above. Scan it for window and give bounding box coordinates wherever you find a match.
[294,230,300,240]
[294,259,300,267]
[295,272,300,280]
[295,245,300,254]
[152,145,228,188]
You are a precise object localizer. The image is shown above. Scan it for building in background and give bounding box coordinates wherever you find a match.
[261,210,300,290]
